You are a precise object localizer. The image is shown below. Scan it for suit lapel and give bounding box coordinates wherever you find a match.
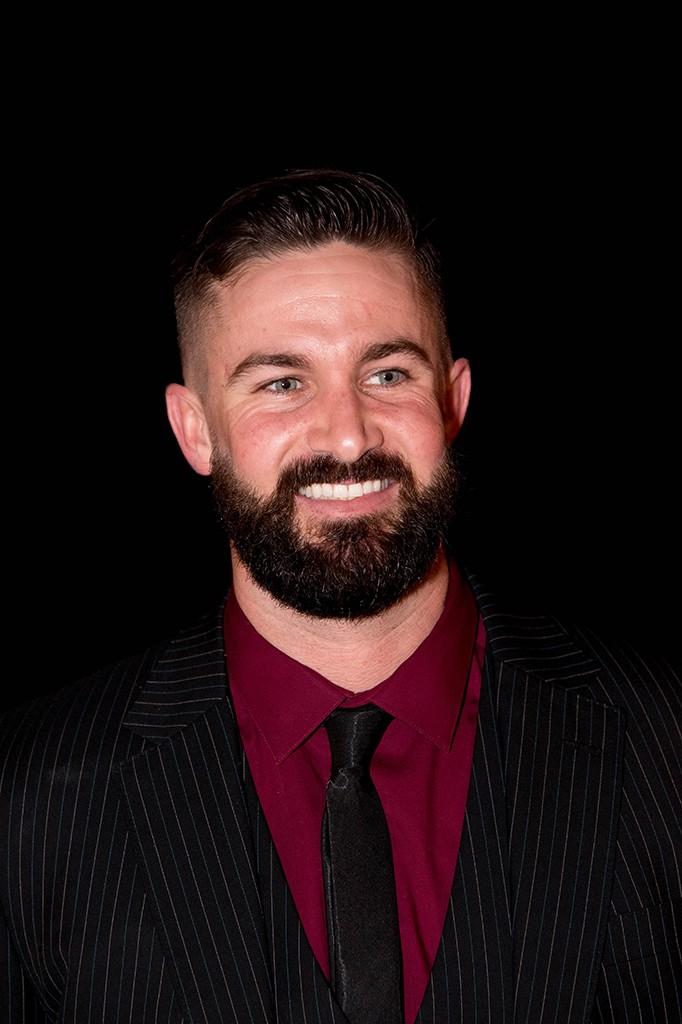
[463,565,626,1023]
[117,602,276,1024]
[116,568,625,1023]
[503,665,624,1022]
[413,630,515,1023]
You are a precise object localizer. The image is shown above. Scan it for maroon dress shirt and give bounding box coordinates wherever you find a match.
[223,559,486,1024]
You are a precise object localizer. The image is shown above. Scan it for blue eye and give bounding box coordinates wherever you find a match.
[264,377,302,393]
[368,369,407,386]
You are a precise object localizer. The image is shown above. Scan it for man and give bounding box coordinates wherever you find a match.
[1,169,680,1023]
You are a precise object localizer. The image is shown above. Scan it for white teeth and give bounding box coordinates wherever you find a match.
[297,478,392,501]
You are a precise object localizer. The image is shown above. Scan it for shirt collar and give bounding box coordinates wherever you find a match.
[223,558,480,765]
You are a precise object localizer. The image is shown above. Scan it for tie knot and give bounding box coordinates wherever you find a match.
[323,703,394,776]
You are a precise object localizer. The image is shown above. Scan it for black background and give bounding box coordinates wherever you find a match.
[4,80,678,710]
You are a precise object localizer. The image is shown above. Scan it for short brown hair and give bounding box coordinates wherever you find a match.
[171,167,451,401]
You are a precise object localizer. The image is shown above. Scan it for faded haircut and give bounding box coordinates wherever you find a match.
[171,167,452,402]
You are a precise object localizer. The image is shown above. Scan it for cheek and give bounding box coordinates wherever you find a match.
[221,407,299,481]
[219,393,448,483]
[385,403,448,471]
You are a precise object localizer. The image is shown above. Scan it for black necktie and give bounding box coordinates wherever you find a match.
[321,703,404,1024]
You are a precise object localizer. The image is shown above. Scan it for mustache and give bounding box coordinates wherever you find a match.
[275,450,415,495]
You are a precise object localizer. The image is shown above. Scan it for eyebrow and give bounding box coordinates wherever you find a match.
[224,338,433,388]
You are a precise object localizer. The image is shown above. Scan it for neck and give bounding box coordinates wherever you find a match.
[230,547,451,692]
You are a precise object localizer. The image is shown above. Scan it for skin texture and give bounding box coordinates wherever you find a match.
[165,241,471,691]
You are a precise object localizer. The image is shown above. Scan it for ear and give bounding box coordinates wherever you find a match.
[164,382,214,476]
[442,357,472,444]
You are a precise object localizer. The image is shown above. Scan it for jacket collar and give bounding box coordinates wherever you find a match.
[117,559,623,1023]
[123,559,604,739]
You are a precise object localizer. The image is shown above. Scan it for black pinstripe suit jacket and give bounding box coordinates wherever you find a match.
[2,564,680,1023]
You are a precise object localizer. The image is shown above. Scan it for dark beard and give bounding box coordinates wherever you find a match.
[208,444,461,620]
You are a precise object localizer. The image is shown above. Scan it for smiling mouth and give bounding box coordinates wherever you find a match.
[297,478,393,501]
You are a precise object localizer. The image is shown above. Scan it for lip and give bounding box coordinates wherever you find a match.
[295,480,398,517]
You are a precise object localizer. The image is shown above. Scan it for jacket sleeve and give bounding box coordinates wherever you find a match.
[1,695,54,1023]
[1,905,50,1023]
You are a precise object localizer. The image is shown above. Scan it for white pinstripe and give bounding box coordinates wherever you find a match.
[1,565,679,1021]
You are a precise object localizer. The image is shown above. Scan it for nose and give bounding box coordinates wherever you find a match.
[306,385,384,464]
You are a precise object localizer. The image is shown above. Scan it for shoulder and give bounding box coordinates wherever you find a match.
[466,561,680,750]
[0,641,169,927]
[0,640,167,804]
[494,605,682,819]
[0,589,231,802]
[549,611,681,721]
[467,556,680,715]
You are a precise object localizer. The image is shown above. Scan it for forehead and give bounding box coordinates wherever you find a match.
[202,241,436,361]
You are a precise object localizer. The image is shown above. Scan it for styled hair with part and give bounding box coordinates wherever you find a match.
[171,167,451,401]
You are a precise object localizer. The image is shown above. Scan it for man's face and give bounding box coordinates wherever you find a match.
[192,241,470,619]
